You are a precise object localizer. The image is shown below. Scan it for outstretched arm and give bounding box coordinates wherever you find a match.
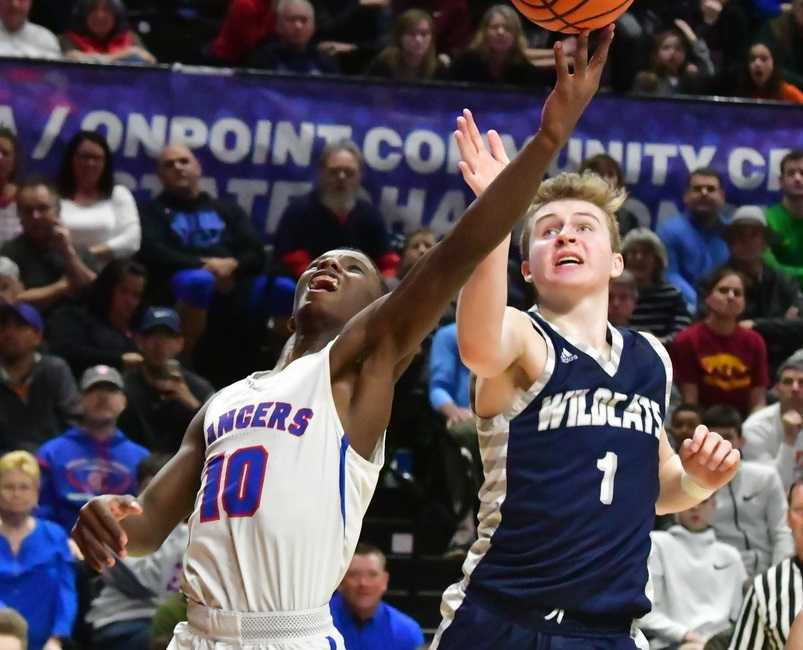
[451,112,534,379]
[332,31,613,390]
[72,401,209,570]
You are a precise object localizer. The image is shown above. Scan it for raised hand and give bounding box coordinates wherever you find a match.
[71,494,143,571]
[454,109,510,198]
[539,26,614,150]
[680,424,740,491]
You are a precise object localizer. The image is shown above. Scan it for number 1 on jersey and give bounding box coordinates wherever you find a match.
[200,445,269,522]
[596,451,618,506]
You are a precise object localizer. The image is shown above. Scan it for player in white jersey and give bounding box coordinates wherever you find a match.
[71,30,615,650]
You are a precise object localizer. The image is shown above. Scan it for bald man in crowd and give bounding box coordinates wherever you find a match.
[136,145,270,382]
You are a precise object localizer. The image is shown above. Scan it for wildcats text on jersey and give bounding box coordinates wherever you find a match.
[205,401,315,445]
[537,387,663,437]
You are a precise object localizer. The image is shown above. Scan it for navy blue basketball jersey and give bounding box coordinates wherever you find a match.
[438,309,672,630]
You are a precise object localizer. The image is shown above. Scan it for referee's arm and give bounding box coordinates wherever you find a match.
[729,583,766,650]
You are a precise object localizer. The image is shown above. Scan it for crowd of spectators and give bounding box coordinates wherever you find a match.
[0,0,802,648]
[0,0,802,101]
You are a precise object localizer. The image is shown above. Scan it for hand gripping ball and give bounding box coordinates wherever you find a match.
[510,0,634,33]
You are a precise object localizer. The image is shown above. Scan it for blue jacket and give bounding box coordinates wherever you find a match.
[0,519,77,650]
[330,592,424,650]
[428,323,471,411]
[37,427,149,533]
[656,213,729,313]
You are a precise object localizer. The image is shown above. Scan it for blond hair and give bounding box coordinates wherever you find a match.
[519,172,627,259]
[0,450,40,484]
[0,608,27,649]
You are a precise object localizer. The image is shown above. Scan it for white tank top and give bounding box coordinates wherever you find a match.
[181,341,384,612]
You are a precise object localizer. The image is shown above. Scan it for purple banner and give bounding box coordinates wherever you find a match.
[1,59,802,238]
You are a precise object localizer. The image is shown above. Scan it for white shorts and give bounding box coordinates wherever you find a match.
[167,602,346,650]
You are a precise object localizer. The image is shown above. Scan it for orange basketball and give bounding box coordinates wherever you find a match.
[511,0,634,33]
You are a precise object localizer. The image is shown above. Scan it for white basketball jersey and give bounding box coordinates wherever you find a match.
[181,341,384,612]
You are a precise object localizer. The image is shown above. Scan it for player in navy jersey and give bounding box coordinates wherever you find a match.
[432,114,742,650]
[72,29,617,650]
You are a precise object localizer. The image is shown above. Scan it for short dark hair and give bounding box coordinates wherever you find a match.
[701,266,749,299]
[671,403,702,422]
[17,175,60,202]
[702,404,743,435]
[578,154,624,189]
[0,608,27,649]
[70,0,129,38]
[58,130,115,199]
[687,167,723,188]
[781,149,803,176]
[137,453,171,485]
[354,542,386,569]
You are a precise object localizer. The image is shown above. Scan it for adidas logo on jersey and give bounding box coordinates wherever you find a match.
[560,349,578,364]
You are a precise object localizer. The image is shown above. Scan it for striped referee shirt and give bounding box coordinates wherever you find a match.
[729,556,803,650]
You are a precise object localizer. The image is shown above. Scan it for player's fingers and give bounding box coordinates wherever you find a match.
[575,31,589,76]
[697,430,722,464]
[590,23,615,72]
[88,497,133,550]
[72,526,115,572]
[688,424,709,454]
[79,504,126,552]
[463,108,484,153]
[454,130,476,165]
[554,41,569,83]
[721,448,742,472]
[108,495,142,519]
[706,438,733,471]
[487,130,510,164]
[679,437,695,463]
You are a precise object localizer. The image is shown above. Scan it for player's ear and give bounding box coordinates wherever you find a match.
[521,259,532,283]
[610,253,624,278]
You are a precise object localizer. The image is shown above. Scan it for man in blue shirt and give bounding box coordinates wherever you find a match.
[657,167,730,313]
[428,322,472,431]
[37,365,149,533]
[331,543,424,650]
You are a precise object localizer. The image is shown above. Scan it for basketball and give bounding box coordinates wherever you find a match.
[510,0,634,33]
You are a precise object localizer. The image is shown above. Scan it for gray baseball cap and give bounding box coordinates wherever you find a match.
[80,364,124,391]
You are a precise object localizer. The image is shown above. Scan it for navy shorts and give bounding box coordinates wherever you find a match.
[434,591,644,650]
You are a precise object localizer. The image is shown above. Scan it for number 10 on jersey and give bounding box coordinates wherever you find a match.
[200,446,269,522]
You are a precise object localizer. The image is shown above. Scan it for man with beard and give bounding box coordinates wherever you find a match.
[273,140,397,280]
[657,168,730,313]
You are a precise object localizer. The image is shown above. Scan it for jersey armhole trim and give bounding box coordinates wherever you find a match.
[475,312,556,429]
[638,330,673,416]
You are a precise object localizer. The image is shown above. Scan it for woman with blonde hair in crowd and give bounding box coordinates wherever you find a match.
[449,4,547,86]
[364,9,448,81]
[0,451,76,650]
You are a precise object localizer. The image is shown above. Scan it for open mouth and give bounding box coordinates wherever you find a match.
[555,255,583,267]
[309,273,339,292]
